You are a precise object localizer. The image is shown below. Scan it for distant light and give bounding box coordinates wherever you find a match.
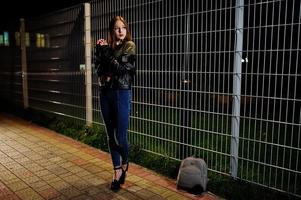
[4,32,9,46]
[0,35,3,46]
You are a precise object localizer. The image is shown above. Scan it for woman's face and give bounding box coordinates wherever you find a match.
[113,20,127,41]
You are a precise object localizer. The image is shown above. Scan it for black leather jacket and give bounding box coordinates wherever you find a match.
[95,41,136,90]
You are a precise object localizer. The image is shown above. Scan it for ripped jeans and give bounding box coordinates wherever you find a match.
[100,89,131,168]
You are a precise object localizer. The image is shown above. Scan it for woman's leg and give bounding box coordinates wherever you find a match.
[116,90,132,165]
[100,90,121,167]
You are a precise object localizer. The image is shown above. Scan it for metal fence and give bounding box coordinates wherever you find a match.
[24,5,87,121]
[0,0,300,197]
[0,22,23,108]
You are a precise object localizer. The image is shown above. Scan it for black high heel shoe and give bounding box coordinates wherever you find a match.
[111,166,122,191]
[119,162,129,184]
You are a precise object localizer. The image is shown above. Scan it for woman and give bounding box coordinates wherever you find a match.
[95,16,136,191]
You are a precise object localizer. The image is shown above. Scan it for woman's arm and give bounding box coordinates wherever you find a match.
[111,41,136,75]
[111,54,136,75]
[95,44,114,76]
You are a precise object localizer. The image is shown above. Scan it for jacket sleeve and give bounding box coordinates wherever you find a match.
[95,44,114,76]
[111,41,136,75]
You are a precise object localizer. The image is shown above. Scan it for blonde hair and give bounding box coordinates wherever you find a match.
[108,16,132,49]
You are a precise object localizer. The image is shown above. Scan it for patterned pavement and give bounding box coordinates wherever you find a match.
[0,112,221,200]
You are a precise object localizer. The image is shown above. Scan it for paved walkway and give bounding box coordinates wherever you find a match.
[0,113,220,200]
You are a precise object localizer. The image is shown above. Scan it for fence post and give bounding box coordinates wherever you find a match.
[231,0,244,178]
[84,3,92,126]
[20,18,28,109]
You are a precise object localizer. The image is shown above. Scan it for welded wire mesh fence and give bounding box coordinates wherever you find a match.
[0,0,300,197]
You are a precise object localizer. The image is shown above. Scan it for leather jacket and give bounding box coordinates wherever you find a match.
[95,41,136,90]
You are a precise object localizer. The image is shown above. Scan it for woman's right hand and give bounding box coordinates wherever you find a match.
[97,39,108,46]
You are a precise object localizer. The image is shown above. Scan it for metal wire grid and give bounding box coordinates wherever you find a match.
[239,0,301,194]
[1,0,298,196]
[91,0,236,174]
[90,0,300,195]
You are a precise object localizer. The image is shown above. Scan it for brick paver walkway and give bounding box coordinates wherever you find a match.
[0,113,220,200]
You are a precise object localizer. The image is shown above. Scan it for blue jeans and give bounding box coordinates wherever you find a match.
[100,89,131,168]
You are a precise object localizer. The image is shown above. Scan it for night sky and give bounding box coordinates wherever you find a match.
[0,0,89,30]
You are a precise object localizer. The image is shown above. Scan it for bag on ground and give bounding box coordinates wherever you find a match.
[176,156,208,194]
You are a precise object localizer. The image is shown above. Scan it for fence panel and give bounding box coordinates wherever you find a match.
[91,0,300,196]
[239,0,301,195]
[0,25,23,107]
[1,0,299,197]
[91,0,236,175]
[25,5,87,122]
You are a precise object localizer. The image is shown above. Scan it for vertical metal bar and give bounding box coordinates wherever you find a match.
[293,0,301,194]
[191,0,194,157]
[217,0,222,173]
[208,0,213,169]
[137,2,141,147]
[150,1,154,153]
[267,1,276,187]
[271,0,282,187]
[227,0,233,167]
[221,0,227,166]
[179,0,190,159]
[201,2,205,159]
[230,0,244,178]
[286,0,296,192]
[197,0,202,159]
[20,18,28,109]
[252,0,260,183]
[147,2,150,152]
[204,0,208,163]
[223,0,228,172]
[260,0,270,185]
[168,1,173,156]
[142,2,146,151]
[214,0,218,172]
[279,0,288,189]
[84,3,92,126]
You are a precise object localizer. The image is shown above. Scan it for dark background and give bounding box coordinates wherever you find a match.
[0,0,89,30]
